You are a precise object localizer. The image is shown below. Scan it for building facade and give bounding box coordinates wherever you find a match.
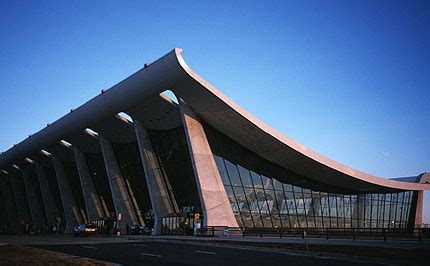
[0,49,429,235]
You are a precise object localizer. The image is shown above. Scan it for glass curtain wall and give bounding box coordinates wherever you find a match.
[43,165,65,223]
[205,124,414,230]
[63,161,88,222]
[112,142,153,227]
[84,153,115,218]
[149,126,201,216]
[27,167,47,224]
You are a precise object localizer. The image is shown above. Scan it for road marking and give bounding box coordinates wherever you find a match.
[195,250,216,255]
[82,245,98,250]
[141,253,162,258]
[133,244,147,247]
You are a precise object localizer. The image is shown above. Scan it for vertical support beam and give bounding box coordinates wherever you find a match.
[414,191,423,227]
[179,99,239,228]
[73,147,104,221]
[9,174,32,225]
[0,189,9,230]
[21,168,46,231]
[52,156,82,234]
[0,177,19,232]
[134,120,176,235]
[99,135,138,232]
[35,163,61,227]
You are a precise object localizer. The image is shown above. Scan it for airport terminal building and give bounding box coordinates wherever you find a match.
[0,49,429,235]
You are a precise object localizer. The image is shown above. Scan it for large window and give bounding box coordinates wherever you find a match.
[85,153,115,218]
[112,142,153,227]
[204,123,414,230]
[149,126,201,216]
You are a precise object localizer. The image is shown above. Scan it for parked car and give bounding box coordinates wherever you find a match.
[130,225,151,235]
[74,224,99,237]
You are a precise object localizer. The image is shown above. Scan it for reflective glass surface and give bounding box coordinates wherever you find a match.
[112,142,153,227]
[205,124,414,230]
[149,126,201,216]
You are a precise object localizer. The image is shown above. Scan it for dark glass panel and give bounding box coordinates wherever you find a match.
[112,142,153,226]
[63,161,87,221]
[149,127,201,214]
[214,155,231,186]
[85,153,115,217]
[272,178,283,191]
[250,171,263,188]
[261,175,272,190]
[225,186,236,203]
[237,165,253,188]
[225,160,242,187]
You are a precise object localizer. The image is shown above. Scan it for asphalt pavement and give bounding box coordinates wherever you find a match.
[31,239,386,266]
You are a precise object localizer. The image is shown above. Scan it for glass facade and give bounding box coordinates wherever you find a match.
[112,142,153,227]
[204,124,414,230]
[84,153,115,218]
[42,165,65,222]
[63,161,88,222]
[27,167,47,224]
[149,126,201,216]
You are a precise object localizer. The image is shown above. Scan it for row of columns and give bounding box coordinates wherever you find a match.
[0,98,238,234]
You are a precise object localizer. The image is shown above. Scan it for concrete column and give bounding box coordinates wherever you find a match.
[73,147,104,221]
[52,156,82,234]
[9,174,32,225]
[0,190,9,230]
[0,177,19,232]
[134,120,176,235]
[35,163,61,227]
[99,135,138,233]
[179,99,239,228]
[21,168,46,230]
[414,191,423,227]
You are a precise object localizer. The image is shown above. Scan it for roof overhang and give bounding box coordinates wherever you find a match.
[1,48,429,193]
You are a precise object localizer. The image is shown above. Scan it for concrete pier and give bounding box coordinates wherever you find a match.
[99,135,138,233]
[52,156,82,234]
[0,176,19,231]
[134,120,176,234]
[35,163,61,227]
[179,99,238,228]
[73,147,104,221]
[21,168,46,230]
[9,173,32,225]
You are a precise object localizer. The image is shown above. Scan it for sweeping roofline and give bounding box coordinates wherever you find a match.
[1,48,429,192]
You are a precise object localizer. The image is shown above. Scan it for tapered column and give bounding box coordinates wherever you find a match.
[0,177,19,231]
[134,120,176,235]
[9,174,32,225]
[21,168,46,230]
[52,156,82,234]
[35,163,60,227]
[73,147,104,221]
[179,99,239,228]
[0,190,9,230]
[414,191,423,227]
[99,135,138,232]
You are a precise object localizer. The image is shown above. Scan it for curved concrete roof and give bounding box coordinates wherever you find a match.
[1,48,429,193]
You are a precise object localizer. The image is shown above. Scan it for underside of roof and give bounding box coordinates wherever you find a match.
[1,48,429,193]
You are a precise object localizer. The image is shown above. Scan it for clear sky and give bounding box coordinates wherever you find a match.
[0,1,429,221]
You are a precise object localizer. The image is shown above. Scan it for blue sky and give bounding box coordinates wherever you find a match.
[1,1,429,220]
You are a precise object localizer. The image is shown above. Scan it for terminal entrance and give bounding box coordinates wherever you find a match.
[160,216,198,235]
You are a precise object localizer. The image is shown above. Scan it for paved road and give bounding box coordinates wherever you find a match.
[31,240,385,266]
